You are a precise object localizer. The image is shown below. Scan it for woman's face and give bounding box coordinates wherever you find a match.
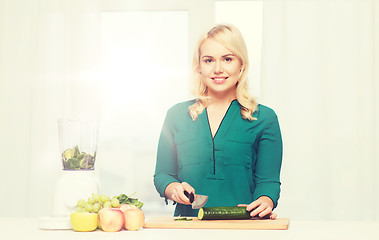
[198,38,242,99]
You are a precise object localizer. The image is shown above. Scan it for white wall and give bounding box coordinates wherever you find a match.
[1,0,378,221]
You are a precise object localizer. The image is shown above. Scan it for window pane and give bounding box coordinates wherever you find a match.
[99,11,188,214]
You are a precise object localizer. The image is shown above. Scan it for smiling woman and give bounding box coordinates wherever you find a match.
[154,24,283,218]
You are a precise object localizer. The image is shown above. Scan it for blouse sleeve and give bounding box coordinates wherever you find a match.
[153,107,180,199]
[252,109,283,208]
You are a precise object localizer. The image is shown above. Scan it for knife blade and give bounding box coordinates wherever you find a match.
[184,191,208,209]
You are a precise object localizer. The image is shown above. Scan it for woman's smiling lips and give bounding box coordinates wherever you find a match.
[212,77,228,84]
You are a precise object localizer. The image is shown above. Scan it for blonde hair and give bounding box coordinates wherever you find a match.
[188,24,258,121]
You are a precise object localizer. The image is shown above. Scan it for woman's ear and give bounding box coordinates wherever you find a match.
[238,67,244,79]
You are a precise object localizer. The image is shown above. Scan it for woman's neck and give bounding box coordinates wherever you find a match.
[207,90,237,106]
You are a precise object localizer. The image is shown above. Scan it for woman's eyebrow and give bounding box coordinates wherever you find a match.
[201,54,234,58]
[222,54,235,57]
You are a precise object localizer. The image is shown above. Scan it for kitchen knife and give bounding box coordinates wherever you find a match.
[184,191,208,209]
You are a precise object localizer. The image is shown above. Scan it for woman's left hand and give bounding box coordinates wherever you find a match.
[237,196,277,219]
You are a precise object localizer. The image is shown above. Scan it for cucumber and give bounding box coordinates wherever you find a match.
[198,207,251,220]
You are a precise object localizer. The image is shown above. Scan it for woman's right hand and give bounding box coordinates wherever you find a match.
[164,182,195,205]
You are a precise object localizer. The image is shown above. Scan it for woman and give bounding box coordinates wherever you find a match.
[154,24,282,219]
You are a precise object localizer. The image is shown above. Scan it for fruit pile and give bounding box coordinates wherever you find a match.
[71,193,145,232]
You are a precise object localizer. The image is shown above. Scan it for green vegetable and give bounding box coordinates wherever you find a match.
[117,193,144,209]
[62,145,95,170]
[198,207,251,220]
[174,217,193,221]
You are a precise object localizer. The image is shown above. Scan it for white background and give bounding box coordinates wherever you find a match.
[0,0,378,221]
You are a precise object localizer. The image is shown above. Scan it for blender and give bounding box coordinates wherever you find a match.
[39,119,100,229]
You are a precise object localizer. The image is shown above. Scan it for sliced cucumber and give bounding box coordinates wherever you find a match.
[198,206,251,220]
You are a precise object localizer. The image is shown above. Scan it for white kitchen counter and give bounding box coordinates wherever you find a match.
[1,217,378,240]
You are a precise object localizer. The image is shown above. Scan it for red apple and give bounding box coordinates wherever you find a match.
[124,208,145,231]
[119,204,138,214]
[98,208,125,232]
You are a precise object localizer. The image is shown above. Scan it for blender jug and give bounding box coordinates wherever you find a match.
[59,119,98,170]
[52,119,100,217]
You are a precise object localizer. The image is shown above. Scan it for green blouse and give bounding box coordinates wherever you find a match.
[153,99,283,217]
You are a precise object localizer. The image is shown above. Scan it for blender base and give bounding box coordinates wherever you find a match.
[53,170,99,217]
[39,170,99,229]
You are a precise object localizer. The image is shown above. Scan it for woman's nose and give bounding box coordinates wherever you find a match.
[214,61,223,74]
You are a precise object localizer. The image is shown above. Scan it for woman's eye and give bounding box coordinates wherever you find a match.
[224,57,233,62]
[204,59,213,63]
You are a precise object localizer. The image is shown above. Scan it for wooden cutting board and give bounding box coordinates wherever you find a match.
[143,217,289,230]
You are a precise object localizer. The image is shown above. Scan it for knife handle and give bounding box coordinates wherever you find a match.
[184,191,194,203]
